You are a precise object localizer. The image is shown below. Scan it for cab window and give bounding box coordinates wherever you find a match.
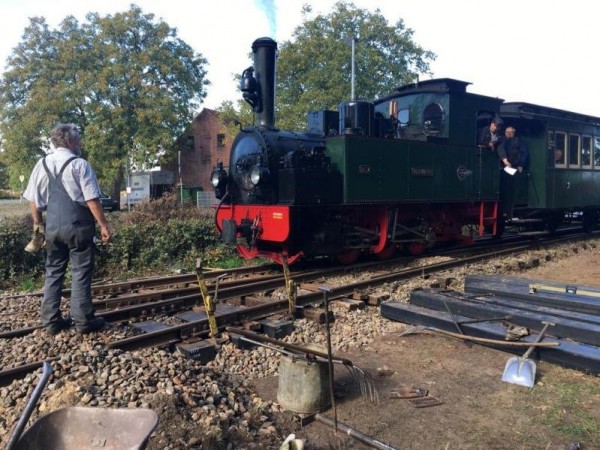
[422,103,444,136]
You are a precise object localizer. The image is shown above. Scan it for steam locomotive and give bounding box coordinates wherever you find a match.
[211,37,600,264]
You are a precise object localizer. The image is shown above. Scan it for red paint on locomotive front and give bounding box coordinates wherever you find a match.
[216,204,291,242]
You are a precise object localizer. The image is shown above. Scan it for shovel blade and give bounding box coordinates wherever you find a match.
[501,356,537,387]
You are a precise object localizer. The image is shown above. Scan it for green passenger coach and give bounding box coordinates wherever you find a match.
[500,102,600,231]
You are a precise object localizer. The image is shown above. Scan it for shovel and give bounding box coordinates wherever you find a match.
[502,321,554,387]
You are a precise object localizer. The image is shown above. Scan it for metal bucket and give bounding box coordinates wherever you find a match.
[277,354,331,414]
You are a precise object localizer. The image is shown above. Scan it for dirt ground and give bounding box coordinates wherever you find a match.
[251,251,600,450]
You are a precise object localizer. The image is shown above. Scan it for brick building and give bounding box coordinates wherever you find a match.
[164,108,232,193]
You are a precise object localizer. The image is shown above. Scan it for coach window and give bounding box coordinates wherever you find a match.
[594,137,600,169]
[555,131,566,167]
[569,134,580,167]
[582,136,592,168]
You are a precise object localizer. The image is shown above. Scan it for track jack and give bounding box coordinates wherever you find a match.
[281,253,297,317]
[193,258,225,337]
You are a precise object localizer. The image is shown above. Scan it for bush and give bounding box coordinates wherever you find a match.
[0,192,244,289]
[0,215,46,288]
[96,215,223,275]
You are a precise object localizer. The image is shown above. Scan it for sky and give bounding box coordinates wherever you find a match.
[1,0,599,117]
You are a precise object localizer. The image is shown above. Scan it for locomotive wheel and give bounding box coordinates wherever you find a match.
[335,249,360,265]
[375,244,396,260]
[407,242,426,256]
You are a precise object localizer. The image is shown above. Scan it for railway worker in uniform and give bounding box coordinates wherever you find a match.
[23,123,111,335]
[478,117,503,151]
[497,126,529,220]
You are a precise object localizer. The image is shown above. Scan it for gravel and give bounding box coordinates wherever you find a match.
[1,238,599,449]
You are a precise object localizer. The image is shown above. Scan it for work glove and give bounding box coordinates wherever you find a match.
[24,223,46,254]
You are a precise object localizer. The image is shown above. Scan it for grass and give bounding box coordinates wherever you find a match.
[529,368,600,446]
[17,276,41,292]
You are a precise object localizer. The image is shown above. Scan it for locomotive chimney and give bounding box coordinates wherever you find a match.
[250,37,277,129]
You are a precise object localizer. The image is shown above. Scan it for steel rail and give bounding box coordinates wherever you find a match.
[107,244,532,351]
[0,263,276,300]
[0,357,60,388]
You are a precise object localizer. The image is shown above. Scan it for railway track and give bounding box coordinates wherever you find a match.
[4,233,593,386]
[0,263,278,301]
[0,230,592,341]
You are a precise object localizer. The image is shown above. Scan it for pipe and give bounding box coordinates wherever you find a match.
[6,361,53,450]
[315,414,397,450]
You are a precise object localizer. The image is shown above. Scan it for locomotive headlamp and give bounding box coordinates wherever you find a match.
[249,164,269,186]
[211,163,228,188]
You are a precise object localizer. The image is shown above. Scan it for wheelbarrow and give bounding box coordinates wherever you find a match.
[6,362,159,450]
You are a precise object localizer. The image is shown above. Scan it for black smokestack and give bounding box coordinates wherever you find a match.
[251,37,277,129]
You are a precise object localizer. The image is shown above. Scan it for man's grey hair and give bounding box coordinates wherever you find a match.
[50,123,79,149]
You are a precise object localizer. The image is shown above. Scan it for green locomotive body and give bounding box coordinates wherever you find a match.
[327,79,503,204]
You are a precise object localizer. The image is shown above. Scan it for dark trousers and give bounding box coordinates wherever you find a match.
[41,238,95,326]
[499,169,526,218]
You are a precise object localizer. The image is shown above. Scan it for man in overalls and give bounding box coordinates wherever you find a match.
[23,123,112,335]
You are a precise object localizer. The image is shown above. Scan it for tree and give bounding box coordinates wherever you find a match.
[0,161,8,191]
[0,5,209,197]
[275,1,435,130]
[216,99,255,146]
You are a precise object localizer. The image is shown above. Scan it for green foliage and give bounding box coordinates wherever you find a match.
[216,100,255,149]
[0,193,244,289]
[0,215,45,287]
[0,162,9,190]
[0,5,209,196]
[17,276,39,292]
[94,193,240,276]
[275,1,436,130]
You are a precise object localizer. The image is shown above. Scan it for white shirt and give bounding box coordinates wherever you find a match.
[23,148,102,210]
